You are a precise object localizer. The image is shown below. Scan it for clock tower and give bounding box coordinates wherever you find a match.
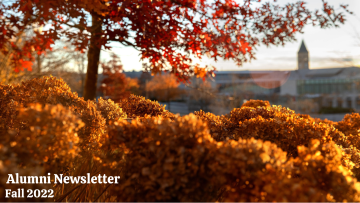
[298,40,309,70]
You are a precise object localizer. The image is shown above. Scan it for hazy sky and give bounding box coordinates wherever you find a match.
[102,0,360,72]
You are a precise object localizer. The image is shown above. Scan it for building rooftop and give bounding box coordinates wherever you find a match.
[212,66,360,84]
[291,66,360,80]
[305,68,343,78]
[123,71,143,78]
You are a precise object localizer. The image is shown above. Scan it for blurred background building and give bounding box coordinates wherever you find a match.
[206,40,360,111]
[76,41,360,122]
[91,40,360,120]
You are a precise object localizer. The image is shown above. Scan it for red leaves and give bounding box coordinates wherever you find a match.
[0,0,353,81]
[99,53,138,102]
[13,59,33,73]
[19,60,32,72]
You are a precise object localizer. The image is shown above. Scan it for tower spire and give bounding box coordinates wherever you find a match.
[297,40,309,70]
[298,40,308,53]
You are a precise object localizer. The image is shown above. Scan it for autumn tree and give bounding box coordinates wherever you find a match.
[0,6,53,76]
[0,34,28,84]
[99,53,139,102]
[32,41,73,75]
[0,0,353,100]
[146,73,183,111]
[0,22,53,84]
[0,22,36,84]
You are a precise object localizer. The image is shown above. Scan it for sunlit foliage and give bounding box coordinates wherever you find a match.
[0,0,353,99]
[118,94,176,119]
[195,100,360,178]
[2,78,360,202]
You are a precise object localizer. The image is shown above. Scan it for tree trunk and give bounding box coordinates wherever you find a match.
[83,13,102,100]
[80,55,85,96]
[36,54,41,74]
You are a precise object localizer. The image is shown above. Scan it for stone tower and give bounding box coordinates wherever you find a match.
[298,40,309,70]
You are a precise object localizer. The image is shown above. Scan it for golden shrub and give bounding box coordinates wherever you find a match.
[196,105,360,177]
[118,94,175,119]
[102,115,360,202]
[210,138,359,202]
[103,115,217,201]
[96,97,127,125]
[2,77,360,202]
[194,110,234,141]
[290,140,360,202]
[210,138,290,202]
[241,99,271,108]
[335,113,360,148]
[229,140,360,202]
[0,103,83,202]
[230,106,333,156]
[331,113,360,177]
[0,76,128,149]
[1,104,82,171]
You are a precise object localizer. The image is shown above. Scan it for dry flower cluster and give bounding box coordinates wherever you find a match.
[0,103,83,201]
[195,100,360,177]
[0,76,107,150]
[117,94,175,119]
[335,113,360,149]
[241,99,271,108]
[3,104,82,170]
[2,77,360,202]
[100,115,360,202]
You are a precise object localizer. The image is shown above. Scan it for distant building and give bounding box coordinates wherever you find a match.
[95,40,360,111]
[210,40,360,110]
[298,40,309,70]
